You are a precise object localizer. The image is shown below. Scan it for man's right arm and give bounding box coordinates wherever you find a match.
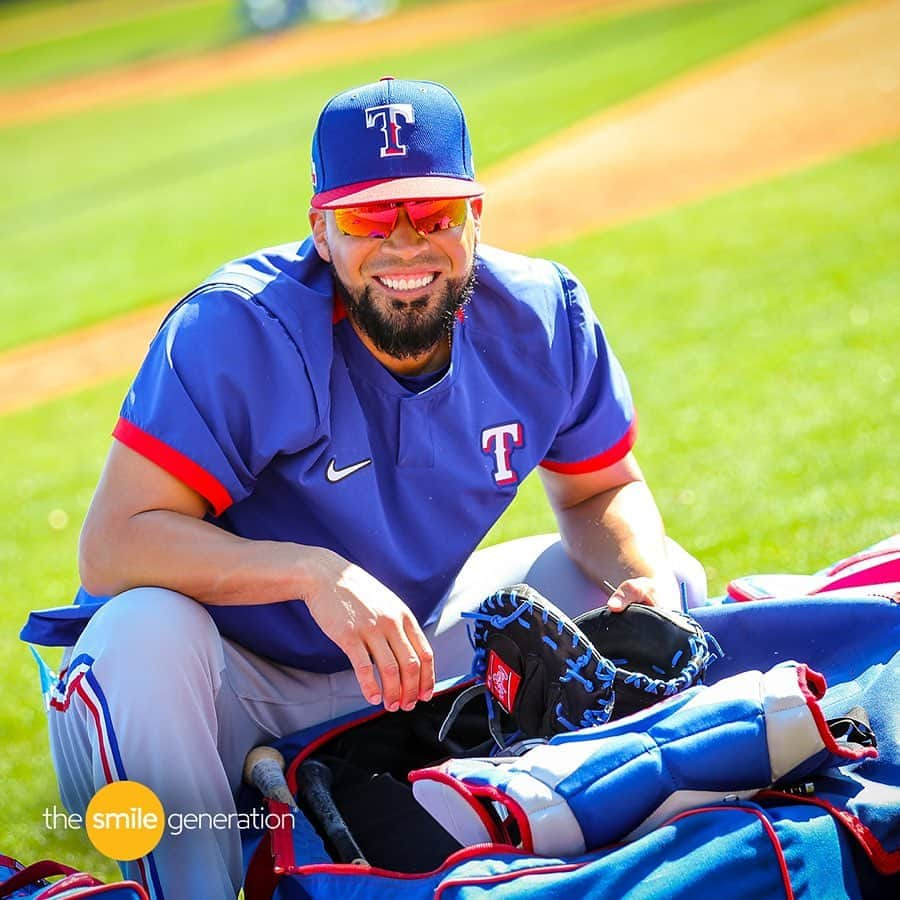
[79,441,434,711]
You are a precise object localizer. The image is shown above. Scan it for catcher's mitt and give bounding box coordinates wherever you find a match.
[441,584,720,750]
[574,602,717,720]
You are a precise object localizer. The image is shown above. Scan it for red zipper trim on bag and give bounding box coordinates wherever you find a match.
[281,843,524,881]
[759,790,900,875]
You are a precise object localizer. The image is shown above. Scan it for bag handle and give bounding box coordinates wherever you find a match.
[828,706,877,750]
[0,860,102,898]
[242,817,282,900]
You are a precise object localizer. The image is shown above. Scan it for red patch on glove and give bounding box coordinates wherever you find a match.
[487,650,521,713]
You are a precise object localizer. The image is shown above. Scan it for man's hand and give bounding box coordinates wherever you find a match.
[539,455,682,616]
[606,574,680,613]
[302,549,435,712]
[79,443,436,710]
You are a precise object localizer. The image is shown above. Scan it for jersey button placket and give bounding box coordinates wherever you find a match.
[397,394,435,468]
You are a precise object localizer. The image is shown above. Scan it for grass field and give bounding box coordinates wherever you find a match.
[1,0,897,882]
[4,136,898,873]
[0,0,241,89]
[0,0,839,350]
[487,138,900,584]
[0,0,435,89]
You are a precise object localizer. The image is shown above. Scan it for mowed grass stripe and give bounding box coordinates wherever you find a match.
[0,0,842,353]
[0,0,241,91]
[0,0,223,48]
[0,0,441,90]
[3,138,898,872]
[0,0,685,123]
[483,0,900,250]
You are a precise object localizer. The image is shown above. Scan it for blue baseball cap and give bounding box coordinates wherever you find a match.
[310,77,484,209]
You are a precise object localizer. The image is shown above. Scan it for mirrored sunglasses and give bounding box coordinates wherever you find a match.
[333,197,470,239]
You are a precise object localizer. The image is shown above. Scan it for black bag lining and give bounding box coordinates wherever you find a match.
[296,687,501,872]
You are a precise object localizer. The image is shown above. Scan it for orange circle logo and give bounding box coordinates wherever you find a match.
[85,781,165,860]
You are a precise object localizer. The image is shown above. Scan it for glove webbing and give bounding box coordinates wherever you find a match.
[439,591,618,750]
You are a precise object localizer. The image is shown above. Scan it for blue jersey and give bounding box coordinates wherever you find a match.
[78,241,636,671]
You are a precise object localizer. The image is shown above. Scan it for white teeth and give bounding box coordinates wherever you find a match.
[378,273,436,291]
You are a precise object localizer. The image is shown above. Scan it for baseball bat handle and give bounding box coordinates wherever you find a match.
[296,759,369,866]
[243,746,299,810]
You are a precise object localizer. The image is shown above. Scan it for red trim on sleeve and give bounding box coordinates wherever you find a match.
[539,417,638,475]
[112,417,233,516]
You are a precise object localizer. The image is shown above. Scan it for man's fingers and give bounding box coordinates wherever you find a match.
[607,589,639,612]
[367,636,404,712]
[383,625,424,712]
[343,642,382,706]
[404,618,435,702]
[607,579,656,613]
[370,620,432,712]
[307,559,435,710]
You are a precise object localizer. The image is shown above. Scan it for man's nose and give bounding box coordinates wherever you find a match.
[384,208,427,254]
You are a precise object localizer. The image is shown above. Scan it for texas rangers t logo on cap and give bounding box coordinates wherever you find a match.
[365,103,415,158]
[311,79,483,209]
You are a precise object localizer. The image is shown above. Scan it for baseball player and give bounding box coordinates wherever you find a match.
[23,78,706,898]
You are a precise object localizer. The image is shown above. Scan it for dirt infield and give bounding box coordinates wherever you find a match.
[482,0,900,249]
[0,0,689,128]
[1,0,898,415]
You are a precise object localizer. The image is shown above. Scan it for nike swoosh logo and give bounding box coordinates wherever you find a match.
[325,457,373,483]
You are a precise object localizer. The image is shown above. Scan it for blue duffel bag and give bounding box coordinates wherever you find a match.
[240,597,900,899]
[0,854,148,899]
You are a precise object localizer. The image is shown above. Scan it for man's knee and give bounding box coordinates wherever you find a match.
[81,587,220,669]
[665,538,708,608]
[441,533,708,623]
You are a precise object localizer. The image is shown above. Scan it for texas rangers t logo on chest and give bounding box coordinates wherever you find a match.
[482,423,524,486]
[365,103,415,157]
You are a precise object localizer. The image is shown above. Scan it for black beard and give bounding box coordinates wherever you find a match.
[332,263,477,360]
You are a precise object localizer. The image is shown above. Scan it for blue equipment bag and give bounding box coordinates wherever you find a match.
[0,855,148,899]
[240,595,900,899]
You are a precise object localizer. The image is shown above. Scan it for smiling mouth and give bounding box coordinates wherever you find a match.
[375,273,437,292]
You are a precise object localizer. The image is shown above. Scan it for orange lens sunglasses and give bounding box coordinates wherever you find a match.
[333,198,469,239]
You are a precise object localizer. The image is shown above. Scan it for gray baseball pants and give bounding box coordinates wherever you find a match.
[47,534,706,899]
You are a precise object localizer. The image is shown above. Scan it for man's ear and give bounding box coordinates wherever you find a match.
[309,208,331,262]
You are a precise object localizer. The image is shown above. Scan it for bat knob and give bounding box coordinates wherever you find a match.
[243,745,299,811]
[298,758,333,790]
[243,745,286,785]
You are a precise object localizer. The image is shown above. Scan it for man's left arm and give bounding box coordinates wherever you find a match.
[539,450,680,612]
